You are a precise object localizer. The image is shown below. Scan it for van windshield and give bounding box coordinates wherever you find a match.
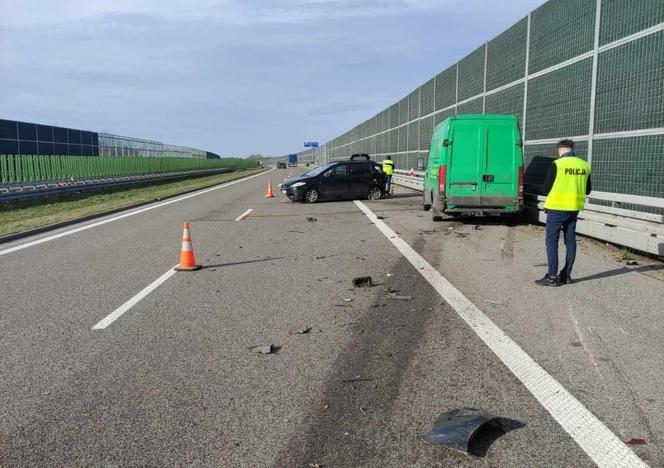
[302,163,332,177]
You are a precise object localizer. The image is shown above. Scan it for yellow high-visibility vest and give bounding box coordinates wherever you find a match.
[382,159,394,175]
[543,156,590,211]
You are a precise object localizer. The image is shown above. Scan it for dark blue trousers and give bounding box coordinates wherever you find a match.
[545,210,579,278]
[384,175,392,193]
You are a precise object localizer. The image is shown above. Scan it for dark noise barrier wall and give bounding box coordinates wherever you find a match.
[0,119,208,159]
[0,119,99,156]
[296,0,664,217]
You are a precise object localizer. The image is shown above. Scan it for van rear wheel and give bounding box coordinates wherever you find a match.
[431,196,443,222]
[423,192,431,211]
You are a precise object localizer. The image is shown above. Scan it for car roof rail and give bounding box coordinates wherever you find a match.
[350,153,370,161]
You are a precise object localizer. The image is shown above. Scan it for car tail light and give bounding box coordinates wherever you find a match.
[439,165,447,196]
[518,166,524,198]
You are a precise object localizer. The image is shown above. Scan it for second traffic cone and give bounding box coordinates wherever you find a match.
[175,221,201,271]
[265,180,274,198]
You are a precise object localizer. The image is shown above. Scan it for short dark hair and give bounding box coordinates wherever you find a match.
[556,139,575,149]
[387,156,392,160]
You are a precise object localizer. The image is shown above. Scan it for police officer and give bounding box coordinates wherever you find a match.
[382,156,395,194]
[536,139,592,286]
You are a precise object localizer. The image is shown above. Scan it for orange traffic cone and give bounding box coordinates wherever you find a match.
[265,180,274,198]
[175,221,201,271]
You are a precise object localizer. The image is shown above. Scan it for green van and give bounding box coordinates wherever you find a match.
[423,114,524,220]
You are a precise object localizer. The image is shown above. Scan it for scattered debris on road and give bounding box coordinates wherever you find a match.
[343,298,353,302]
[484,300,503,306]
[248,344,280,354]
[625,438,647,445]
[288,230,305,234]
[626,261,639,266]
[386,273,393,277]
[386,292,413,301]
[295,327,312,334]
[352,276,373,288]
[456,233,469,238]
[473,225,482,231]
[340,376,374,383]
[307,217,317,222]
[377,215,386,220]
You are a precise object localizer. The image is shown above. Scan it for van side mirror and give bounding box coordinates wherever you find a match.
[442,139,451,147]
[516,139,523,147]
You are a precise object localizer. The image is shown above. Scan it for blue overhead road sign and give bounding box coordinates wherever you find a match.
[304,142,319,147]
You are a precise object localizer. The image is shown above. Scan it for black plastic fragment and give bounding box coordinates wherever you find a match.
[352,276,373,287]
[307,217,317,222]
[422,408,524,456]
[340,377,374,383]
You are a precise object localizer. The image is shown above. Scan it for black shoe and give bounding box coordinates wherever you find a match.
[534,275,560,287]
[557,271,573,285]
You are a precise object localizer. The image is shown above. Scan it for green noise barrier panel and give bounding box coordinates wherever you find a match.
[457,45,485,101]
[486,18,528,90]
[0,155,256,185]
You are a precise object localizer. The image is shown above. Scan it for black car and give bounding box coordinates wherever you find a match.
[281,160,385,203]
[277,162,287,169]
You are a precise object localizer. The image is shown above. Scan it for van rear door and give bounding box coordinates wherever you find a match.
[447,120,482,206]
[481,121,519,207]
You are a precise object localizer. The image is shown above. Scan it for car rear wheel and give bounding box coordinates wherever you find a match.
[367,186,382,200]
[304,188,319,203]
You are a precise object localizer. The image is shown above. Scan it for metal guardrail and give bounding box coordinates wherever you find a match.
[391,169,664,256]
[0,168,232,203]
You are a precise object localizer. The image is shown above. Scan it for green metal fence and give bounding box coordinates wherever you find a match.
[0,155,258,185]
[295,0,664,215]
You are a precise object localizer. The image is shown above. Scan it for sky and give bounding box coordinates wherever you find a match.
[0,0,544,157]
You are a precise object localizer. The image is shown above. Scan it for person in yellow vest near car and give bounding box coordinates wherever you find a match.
[382,156,395,194]
[536,139,592,287]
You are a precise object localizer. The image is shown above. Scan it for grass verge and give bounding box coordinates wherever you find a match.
[0,167,265,237]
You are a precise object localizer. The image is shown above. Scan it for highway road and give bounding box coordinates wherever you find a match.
[1,167,662,467]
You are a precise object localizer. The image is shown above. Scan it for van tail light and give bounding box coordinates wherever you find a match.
[439,165,447,196]
[518,166,524,198]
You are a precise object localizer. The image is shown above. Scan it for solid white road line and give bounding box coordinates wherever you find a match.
[0,168,273,258]
[235,208,253,221]
[92,265,178,330]
[354,200,646,468]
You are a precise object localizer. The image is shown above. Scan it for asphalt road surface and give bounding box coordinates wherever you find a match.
[1,167,662,467]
